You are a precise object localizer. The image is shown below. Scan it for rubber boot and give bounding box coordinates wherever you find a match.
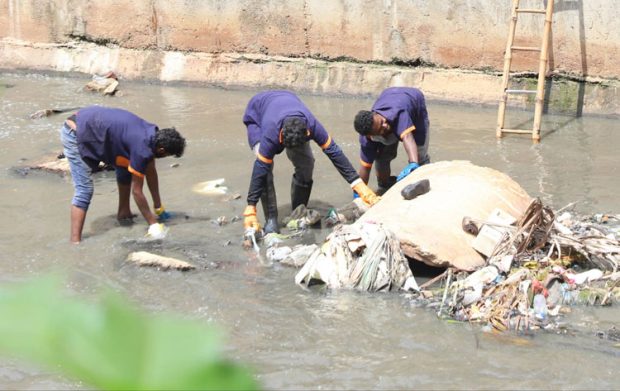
[291,175,313,211]
[376,175,397,196]
[261,174,280,234]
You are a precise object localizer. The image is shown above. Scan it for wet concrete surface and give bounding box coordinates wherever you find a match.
[0,72,619,389]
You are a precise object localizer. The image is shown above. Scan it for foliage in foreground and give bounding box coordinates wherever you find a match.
[0,277,258,390]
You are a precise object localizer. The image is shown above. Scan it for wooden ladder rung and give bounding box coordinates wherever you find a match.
[506,89,537,94]
[500,129,534,134]
[516,8,546,14]
[511,46,541,52]
[496,0,554,141]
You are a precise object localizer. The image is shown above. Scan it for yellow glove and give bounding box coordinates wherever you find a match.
[243,205,262,231]
[352,180,381,206]
[154,205,171,221]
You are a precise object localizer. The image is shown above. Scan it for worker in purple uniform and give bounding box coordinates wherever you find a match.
[353,87,430,194]
[60,106,186,244]
[242,90,380,234]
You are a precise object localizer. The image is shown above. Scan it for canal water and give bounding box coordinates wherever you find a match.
[0,72,618,389]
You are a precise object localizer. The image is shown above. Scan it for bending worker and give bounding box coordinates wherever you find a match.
[353,87,430,194]
[60,106,186,244]
[242,90,380,234]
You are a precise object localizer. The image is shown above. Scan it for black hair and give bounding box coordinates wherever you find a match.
[353,110,374,135]
[155,127,186,157]
[281,116,308,148]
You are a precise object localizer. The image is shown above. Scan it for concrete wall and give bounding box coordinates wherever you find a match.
[1,0,618,115]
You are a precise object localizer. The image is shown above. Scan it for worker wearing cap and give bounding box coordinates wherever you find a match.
[242,90,380,235]
[60,106,186,243]
[353,87,430,194]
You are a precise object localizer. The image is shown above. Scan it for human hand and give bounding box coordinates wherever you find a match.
[397,162,420,182]
[145,223,168,240]
[351,181,381,206]
[155,206,172,221]
[243,205,262,231]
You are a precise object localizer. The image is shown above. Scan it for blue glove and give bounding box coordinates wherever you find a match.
[397,162,420,182]
[155,206,172,222]
[353,191,360,199]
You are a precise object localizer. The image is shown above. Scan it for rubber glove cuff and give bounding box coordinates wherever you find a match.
[243,205,261,231]
[397,162,420,182]
[155,206,171,221]
[351,180,381,206]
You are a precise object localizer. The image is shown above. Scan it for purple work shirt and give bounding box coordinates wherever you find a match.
[75,106,157,178]
[243,90,333,163]
[360,87,429,166]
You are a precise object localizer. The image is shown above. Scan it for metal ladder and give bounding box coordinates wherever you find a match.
[496,0,555,142]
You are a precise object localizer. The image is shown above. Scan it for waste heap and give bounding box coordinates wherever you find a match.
[422,199,620,332]
[289,161,620,332]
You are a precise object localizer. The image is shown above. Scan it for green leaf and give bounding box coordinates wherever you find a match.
[0,276,258,390]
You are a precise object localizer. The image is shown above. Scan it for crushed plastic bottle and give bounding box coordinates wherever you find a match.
[533,294,548,320]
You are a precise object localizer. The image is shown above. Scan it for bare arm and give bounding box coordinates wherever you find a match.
[359,165,371,184]
[131,172,158,225]
[401,133,419,163]
[144,160,162,209]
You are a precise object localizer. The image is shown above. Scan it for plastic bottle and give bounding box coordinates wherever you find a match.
[533,294,548,320]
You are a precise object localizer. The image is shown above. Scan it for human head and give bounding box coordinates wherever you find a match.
[354,110,390,136]
[281,116,308,148]
[155,127,186,158]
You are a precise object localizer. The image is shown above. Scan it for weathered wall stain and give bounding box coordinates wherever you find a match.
[0,0,618,115]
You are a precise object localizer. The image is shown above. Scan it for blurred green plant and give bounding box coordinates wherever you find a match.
[0,277,258,390]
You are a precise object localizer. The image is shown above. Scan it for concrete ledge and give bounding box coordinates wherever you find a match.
[1,38,618,117]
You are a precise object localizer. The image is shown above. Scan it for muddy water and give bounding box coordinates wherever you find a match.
[0,72,619,389]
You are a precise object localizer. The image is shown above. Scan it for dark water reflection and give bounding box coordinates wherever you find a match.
[0,72,618,389]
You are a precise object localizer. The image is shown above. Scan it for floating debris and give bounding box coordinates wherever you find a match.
[84,71,119,96]
[126,251,195,271]
[29,106,81,119]
[192,178,228,195]
[211,216,228,226]
[283,204,321,230]
[225,193,242,201]
[325,199,368,227]
[280,244,319,267]
[266,246,292,262]
[27,155,70,175]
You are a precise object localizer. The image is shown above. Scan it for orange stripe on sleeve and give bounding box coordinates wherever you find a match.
[360,159,372,168]
[128,166,145,178]
[257,153,273,164]
[115,156,130,167]
[399,125,416,140]
[320,136,332,150]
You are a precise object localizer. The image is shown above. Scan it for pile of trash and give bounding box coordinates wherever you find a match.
[269,193,619,333]
[419,199,620,331]
[294,222,419,292]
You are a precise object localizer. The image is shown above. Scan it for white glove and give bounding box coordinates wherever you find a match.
[145,223,168,240]
[252,143,260,158]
